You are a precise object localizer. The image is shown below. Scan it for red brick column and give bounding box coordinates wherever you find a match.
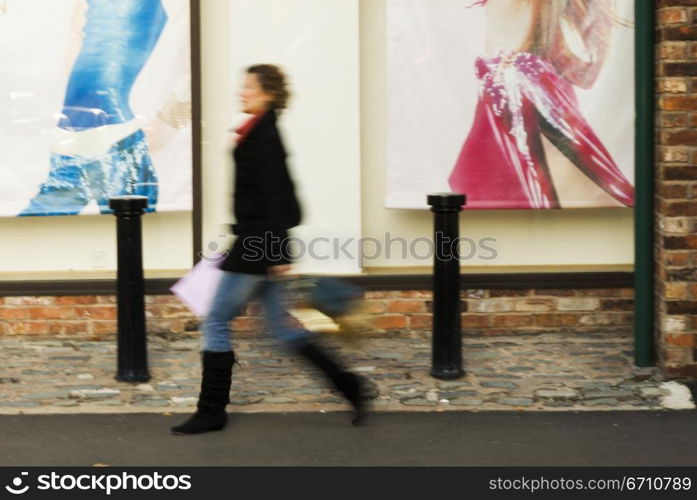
[656,0,697,377]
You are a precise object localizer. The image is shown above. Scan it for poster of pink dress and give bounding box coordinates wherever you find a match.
[385,0,635,210]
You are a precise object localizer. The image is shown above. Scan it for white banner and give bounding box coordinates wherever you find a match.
[227,0,362,274]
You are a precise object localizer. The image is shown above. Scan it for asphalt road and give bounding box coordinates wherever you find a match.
[1,410,697,467]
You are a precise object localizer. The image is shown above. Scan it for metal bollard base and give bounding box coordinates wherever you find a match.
[115,369,151,383]
[429,367,466,380]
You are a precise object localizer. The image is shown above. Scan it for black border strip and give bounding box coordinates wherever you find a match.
[190,0,203,266]
[0,272,633,297]
[632,0,655,366]
[340,271,634,290]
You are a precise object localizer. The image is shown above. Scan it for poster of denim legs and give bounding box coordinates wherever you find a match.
[385,0,636,210]
[0,0,192,217]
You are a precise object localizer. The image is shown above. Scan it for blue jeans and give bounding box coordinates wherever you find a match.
[60,0,167,129]
[18,130,158,216]
[201,271,313,352]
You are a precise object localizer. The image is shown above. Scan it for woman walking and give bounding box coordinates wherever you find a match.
[172,64,369,435]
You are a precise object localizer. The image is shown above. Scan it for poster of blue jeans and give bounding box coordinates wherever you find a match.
[0,0,193,217]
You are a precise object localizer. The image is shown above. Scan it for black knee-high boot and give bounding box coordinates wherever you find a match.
[297,342,369,425]
[171,350,235,435]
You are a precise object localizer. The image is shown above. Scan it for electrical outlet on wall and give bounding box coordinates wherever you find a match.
[90,251,107,269]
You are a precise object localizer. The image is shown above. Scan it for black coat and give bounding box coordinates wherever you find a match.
[219,109,302,274]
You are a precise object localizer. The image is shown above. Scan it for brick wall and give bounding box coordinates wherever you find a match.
[656,0,697,377]
[0,288,634,340]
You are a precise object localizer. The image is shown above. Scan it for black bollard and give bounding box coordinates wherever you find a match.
[427,193,466,380]
[109,195,150,382]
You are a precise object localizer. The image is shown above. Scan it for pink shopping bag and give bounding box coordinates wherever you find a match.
[170,255,224,316]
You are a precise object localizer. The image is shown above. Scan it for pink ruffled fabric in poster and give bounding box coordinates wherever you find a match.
[448,0,635,209]
[448,51,635,209]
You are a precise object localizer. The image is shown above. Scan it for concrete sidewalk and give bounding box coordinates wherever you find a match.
[0,332,693,414]
[2,411,697,466]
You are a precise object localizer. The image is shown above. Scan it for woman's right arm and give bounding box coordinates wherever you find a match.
[553,0,615,89]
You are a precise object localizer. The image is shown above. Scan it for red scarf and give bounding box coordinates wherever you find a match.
[235,111,266,145]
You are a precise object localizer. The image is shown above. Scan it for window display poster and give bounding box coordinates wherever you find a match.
[386,0,635,210]
[0,0,193,217]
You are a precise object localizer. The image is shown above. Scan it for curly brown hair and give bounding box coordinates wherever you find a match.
[247,64,290,110]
